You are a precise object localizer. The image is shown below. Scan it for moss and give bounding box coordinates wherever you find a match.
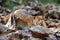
[4,0,60,9]
[5,0,17,9]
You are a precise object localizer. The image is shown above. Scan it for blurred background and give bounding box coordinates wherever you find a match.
[0,0,60,9]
